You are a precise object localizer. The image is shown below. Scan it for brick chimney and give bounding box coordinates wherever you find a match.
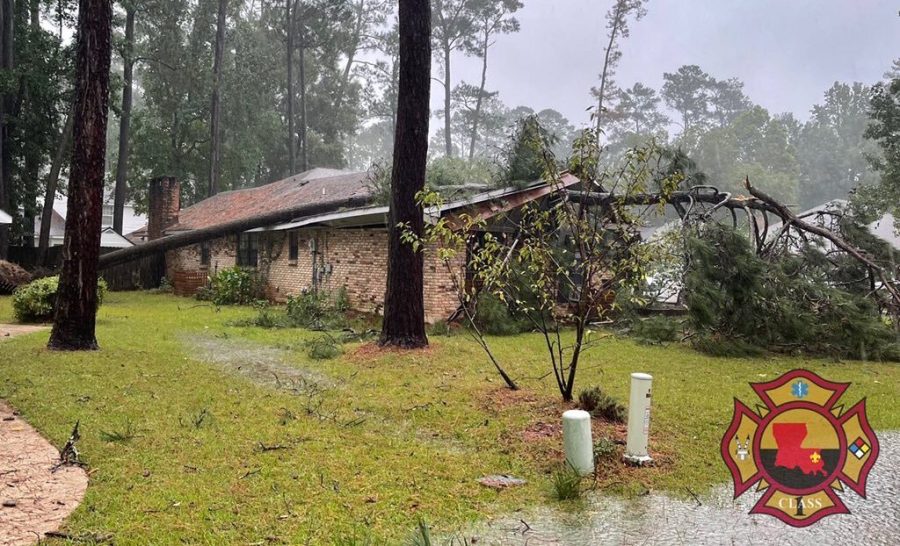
[148,176,180,240]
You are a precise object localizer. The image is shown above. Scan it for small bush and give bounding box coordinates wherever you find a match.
[474,292,530,335]
[428,320,452,336]
[0,260,31,294]
[578,386,626,423]
[203,267,262,306]
[304,334,342,360]
[157,276,173,293]
[593,437,618,460]
[550,463,584,500]
[12,276,108,323]
[286,290,347,330]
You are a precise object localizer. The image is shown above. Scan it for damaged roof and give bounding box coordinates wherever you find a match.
[171,168,580,234]
[167,168,372,232]
[247,172,581,232]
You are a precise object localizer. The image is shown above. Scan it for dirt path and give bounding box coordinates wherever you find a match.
[0,403,88,546]
[0,325,47,340]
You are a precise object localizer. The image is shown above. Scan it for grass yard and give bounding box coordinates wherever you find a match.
[0,292,898,544]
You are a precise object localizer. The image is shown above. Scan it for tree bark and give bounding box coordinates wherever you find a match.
[0,0,13,259]
[442,43,452,157]
[37,111,74,265]
[595,2,623,138]
[113,4,135,234]
[380,0,431,348]
[285,0,296,174]
[208,0,227,197]
[298,42,307,171]
[467,23,489,160]
[334,0,364,113]
[48,0,112,351]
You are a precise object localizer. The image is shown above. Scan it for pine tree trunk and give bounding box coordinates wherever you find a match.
[48,0,112,351]
[468,26,489,160]
[113,4,135,234]
[298,43,307,171]
[285,0,296,174]
[442,44,452,157]
[380,0,431,348]
[0,0,13,259]
[208,0,227,197]
[38,111,74,265]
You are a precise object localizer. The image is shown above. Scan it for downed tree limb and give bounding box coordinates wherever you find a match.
[744,177,900,312]
[566,189,780,216]
[98,195,372,269]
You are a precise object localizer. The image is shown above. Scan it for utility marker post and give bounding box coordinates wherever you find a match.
[562,409,594,475]
[624,372,653,465]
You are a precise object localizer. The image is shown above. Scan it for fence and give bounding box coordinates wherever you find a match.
[6,246,166,291]
[101,252,166,291]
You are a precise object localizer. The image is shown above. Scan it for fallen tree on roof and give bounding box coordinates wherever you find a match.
[98,195,371,269]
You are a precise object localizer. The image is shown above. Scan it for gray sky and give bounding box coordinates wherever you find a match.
[443,0,900,128]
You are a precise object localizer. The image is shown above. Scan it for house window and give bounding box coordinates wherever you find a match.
[237,233,259,268]
[288,231,299,263]
[200,241,211,267]
[101,205,114,227]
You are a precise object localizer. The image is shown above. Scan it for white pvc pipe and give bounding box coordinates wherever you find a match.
[624,372,653,465]
[562,409,594,475]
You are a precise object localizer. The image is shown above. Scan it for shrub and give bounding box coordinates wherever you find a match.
[577,386,625,423]
[12,276,108,323]
[286,290,347,330]
[474,292,530,335]
[204,267,262,305]
[304,334,342,360]
[593,437,618,460]
[0,260,31,294]
[428,320,452,336]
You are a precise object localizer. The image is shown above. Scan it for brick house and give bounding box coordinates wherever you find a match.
[152,168,578,323]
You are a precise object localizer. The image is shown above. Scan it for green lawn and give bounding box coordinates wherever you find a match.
[0,292,897,544]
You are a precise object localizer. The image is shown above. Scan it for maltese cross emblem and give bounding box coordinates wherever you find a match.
[721,369,879,527]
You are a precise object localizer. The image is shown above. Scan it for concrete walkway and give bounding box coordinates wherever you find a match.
[0,403,88,546]
[1,324,87,545]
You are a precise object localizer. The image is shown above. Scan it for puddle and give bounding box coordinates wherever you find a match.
[184,335,333,392]
[465,431,900,545]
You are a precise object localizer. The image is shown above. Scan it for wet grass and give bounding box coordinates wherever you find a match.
[0,292,898,544]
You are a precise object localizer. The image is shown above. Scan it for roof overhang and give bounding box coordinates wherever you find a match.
[247,173,581,233]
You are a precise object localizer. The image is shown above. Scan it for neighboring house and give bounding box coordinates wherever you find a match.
[0,209,11,225]
[33,194,147,249]
[156,168,579,323]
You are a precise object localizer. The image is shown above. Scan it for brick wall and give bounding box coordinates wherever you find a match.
[168,227,463,322]
[148,177,180,240]
[167,237,235,296]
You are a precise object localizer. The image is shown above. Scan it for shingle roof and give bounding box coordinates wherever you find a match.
[167,169,373,232]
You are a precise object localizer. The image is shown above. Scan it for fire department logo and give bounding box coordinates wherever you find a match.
[721,369,879,527]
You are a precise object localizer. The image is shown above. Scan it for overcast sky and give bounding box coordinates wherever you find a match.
[443,0,900,128]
